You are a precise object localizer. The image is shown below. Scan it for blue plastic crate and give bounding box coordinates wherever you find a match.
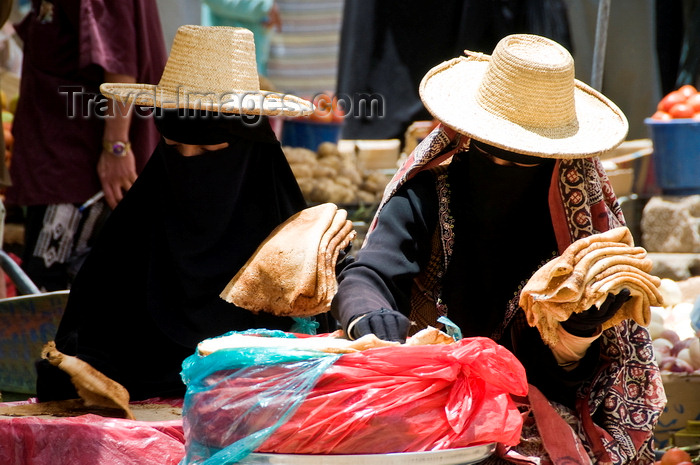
[281,120,341,151]
[0,291,69,395]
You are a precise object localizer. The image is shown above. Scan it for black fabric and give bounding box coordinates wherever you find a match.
[441,150,557,338]
[38,118,308,401]
[153,109,279,146]
[336,0,571,141]
[351,308,411,342]
[470,139,545,165]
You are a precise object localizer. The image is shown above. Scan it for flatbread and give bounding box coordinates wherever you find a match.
[196,327,454,356]
[519,227,663,346]
[220,203,356,317]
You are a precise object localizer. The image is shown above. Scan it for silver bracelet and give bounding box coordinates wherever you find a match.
[345,314,367,341]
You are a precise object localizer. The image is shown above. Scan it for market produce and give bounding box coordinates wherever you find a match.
[220,203,356,317]
[651,84,700,120]
[658,446,692,465]
[283,142,389,205]
[41,341,135,420]
[649,279,700,374]
[520,227,664,346]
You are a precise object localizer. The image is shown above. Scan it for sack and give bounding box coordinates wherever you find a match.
[180,330,528,465]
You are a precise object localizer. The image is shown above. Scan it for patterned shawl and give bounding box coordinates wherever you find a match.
[367,125,666,464]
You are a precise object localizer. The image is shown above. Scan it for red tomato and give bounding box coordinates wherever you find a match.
[668,102,695,118]
[311,93,335,124]
[651,110,672,120]
[658,91,687,112]
[686,92,700,112]
[660,447,691,465]
[677,84,697,98]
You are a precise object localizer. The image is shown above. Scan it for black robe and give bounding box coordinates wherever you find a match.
[36,116,308,401]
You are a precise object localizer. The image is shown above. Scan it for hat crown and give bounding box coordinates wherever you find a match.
[475,35,576,129]
[157,25,261,98]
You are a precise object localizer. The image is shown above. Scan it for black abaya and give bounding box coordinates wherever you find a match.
[36,116,308,401]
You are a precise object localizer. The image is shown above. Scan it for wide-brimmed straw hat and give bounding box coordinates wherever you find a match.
[419,34,628,159]
[100,25,314,117]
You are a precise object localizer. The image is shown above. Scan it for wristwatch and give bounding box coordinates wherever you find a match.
[103,140,131,157]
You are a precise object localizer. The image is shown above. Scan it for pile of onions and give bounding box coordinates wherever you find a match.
[648,279,700,374]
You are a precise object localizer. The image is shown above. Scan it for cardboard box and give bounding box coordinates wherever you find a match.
[354,139,401,170]
[600,139,654,198]
[654,373,700,449]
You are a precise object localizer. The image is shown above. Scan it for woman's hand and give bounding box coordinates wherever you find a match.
[97,149,137,209]
[349,308,410,342]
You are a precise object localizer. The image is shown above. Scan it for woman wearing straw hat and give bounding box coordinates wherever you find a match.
[35,26,320,402]
[332,34,664,463]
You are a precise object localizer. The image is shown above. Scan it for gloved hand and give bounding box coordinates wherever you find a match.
[350,308,411,343]
[561,288,631,337]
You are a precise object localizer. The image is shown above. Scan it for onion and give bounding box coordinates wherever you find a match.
[659,356,695,373]
[660,329,681,345]
[652,338,674,363]
[658,278,683,307]
[688,337,700,369]
[650,307,665,326]
[648,322,666,340]
[677,348,693,366]
[671,338,694,356]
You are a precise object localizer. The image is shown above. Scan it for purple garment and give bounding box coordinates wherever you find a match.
[7,0,167,206]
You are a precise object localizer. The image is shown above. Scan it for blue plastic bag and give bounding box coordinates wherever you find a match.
[179,329,340,465]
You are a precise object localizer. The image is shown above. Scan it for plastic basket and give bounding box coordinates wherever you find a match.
[645,118,700,195]
[0,291,69,394]
[281,120,341,151]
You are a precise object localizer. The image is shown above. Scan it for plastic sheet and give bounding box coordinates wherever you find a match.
[0,401,185,465]
[181,332,528,465]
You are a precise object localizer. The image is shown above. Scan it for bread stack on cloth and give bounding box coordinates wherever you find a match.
[220,203,356,316]
[519,227,664,346]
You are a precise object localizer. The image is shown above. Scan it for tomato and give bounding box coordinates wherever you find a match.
[651,110,672,120]
[658,91,687,112]
[660,447,691,465]
[310,93,344,124]
[686,92,700,112]
[668,102,695,118]
[677,84,697,98]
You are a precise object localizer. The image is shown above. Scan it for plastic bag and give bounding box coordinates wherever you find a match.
[0,404,185,465]
[180,331,528,465]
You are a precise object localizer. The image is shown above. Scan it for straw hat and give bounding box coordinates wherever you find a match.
[419,34,628,159]
[100,25,314,117]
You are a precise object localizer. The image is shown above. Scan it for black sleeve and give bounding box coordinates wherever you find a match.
[331,172,439,331]
[508,313,601,409]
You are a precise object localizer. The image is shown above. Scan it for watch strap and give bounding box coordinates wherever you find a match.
[103,140,131,156]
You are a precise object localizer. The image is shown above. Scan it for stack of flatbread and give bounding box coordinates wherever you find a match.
[519,227,664,346]
[220,203,356,317]
[197,327,454,356]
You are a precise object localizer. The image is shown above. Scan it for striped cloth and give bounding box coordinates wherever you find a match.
[267,0,344,96]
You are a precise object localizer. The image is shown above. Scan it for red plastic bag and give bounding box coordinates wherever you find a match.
[185,336,528,457]
[0,407,185,465]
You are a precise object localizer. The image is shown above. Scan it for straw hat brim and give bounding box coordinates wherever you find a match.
[419,57,629,158]
[99,83,315,117]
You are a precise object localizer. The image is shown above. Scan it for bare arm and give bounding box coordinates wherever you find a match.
[98,72,137,209]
